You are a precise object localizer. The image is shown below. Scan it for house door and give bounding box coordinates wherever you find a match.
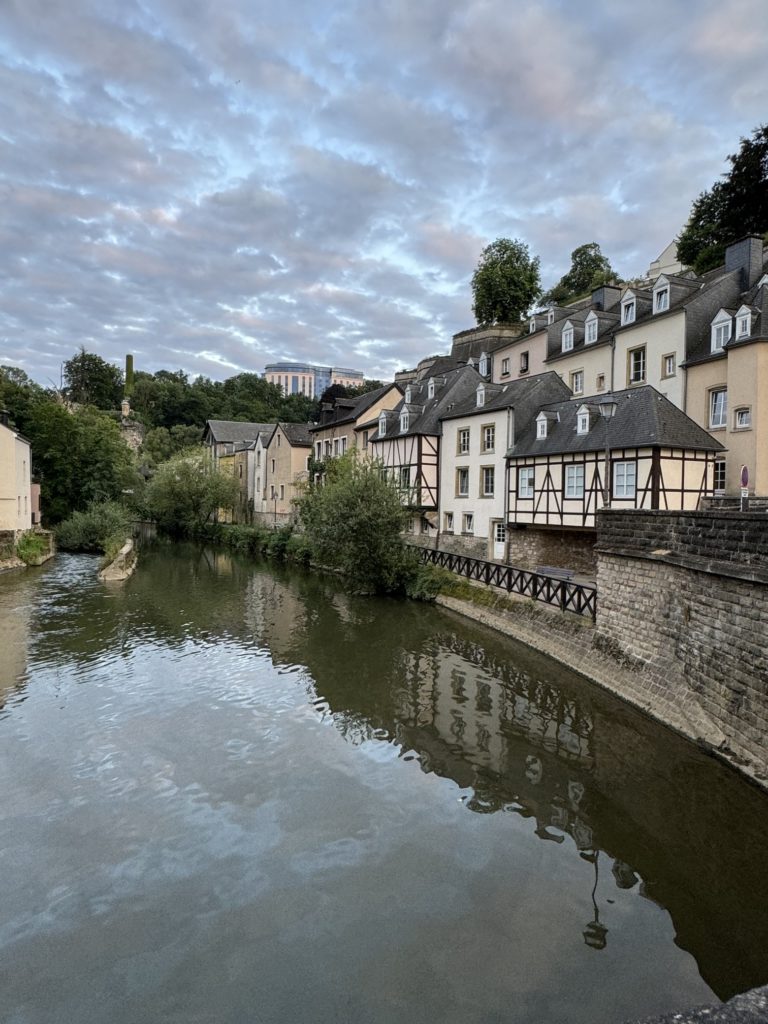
[492,521,506,561]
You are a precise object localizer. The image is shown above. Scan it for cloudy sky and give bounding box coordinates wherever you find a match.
[1,0,767,387]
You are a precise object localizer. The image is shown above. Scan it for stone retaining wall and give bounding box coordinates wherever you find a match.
[507,526,596,575]
[596,509,768,778]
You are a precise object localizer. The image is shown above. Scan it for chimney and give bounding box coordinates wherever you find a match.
[591,284,621,311]
[725,235,763,290]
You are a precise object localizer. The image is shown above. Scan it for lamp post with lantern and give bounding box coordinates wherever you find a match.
[597,397,618,510]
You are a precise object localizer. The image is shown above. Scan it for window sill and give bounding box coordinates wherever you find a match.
[732,426,752,432]
[708,425,726,432]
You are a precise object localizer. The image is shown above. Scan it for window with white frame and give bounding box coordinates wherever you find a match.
[481,467,494,496]
[628,346,646,385]
[520,351,529,373]
[585,317,598,344]
[362,430,369,449]
[529,317,536,333]
[400,411,409,432]
[709,388,727,428]
[333,438,340,456]
[536,415,548,439]
[576,410,589,434]
[463,513,474,534]
[483,424,495,451]
[571,370,584,395]
[712,317,731,352]
[547,309,555,324]
[444,512,454,532]
[714,459,726,492]
[596,373,606,391]
[734,407,751,429]
[476,384,485,407]
[561,323,574,352]
[518,466,535,498]
[622,298,636,325]
[494,522,506,543]
[501,358,510,376]
[456,467,469,496]
[736,312,751,338]
[404,386,412,404]
[654,286,669,313]
[662,353,676,378]
[564,464,585,498]
[427,378,435,398]
[315,441,322,460]
[341,436,348,453]
[479,353,489,376]
[613,460,636,499]
[458,428,470,454]
[400,466,410,490]
[324,440,331,457]
[379,414,387,437]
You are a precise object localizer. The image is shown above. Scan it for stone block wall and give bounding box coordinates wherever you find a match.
[596,509,768,774]
[508,527,597,576]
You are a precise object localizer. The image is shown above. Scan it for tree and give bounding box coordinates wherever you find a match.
[296,453,414,594]
[141,425,203,465]
[542,243,618,305]
[678,124,768,274]
[471,238,541,326]
[145,449,239,535]
[63,348,124,409]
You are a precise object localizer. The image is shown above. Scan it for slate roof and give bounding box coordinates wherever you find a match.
[309,382,402,432]
[205,420,274,444]
[508,386,725,459]
[371,365,483,440]
[279,422,314,447]
[440,371,571,422]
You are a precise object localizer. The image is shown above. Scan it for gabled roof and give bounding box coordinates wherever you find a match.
[439,371,571,422]
[508,386,725,459]
[204,420,274,444]
[278,422,313,447]
[309,382,402,432]
[372,364,483,440]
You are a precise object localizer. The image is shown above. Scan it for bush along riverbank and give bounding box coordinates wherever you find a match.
[55,500,135,572]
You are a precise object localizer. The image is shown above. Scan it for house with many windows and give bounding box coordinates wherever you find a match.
[542,287,621,400]
[370,365,482,535]
[438,372,570,560]
[0,413,32,533]
[261,423,313,525]
[310,383,402,467]
[506,387,723,571]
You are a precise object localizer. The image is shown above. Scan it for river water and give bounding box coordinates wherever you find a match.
[1,545,767,1024]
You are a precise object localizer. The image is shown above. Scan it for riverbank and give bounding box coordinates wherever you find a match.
[435,582,768,793]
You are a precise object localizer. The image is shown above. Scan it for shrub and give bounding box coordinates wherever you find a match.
[56,500,132,554]
[264,525,293,560]
[285,532,313,566]
[15,531,50,565]
[404,562,455,601]
[145,449,239,536]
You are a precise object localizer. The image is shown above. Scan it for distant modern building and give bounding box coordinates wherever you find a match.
[263,362,364,398]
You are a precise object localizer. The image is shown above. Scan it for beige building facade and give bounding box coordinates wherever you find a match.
[263,423,313,517]
[0,419,32,533]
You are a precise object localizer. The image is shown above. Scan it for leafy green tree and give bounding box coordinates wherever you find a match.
[471,238,541,325]
[26,404,136,524]
[543,243,618,305]
[296,453,415,594]
[141,425,203,464]
[63,348,123,409]
[145,449,239,535]
[0,365,50,436]
[678,124,768,273]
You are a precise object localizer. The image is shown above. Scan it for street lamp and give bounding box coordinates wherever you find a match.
[597,397,618,509]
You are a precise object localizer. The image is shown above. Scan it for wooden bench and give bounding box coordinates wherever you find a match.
[536,565,575,581]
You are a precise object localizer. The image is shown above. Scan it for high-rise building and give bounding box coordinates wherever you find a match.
[263,362,364,398]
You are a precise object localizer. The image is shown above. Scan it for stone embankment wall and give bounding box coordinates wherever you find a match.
[596,509,768,777]
[508,526,596,576]
[252,511,297,530]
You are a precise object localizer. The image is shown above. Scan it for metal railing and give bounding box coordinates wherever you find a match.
[411,545,597,620]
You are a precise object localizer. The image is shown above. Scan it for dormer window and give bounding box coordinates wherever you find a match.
[547,309,555,325]
[427,377,435,399]
[585,315,598,344]
[400,411,409,433]
[576,406,590,435]
[536,414,548,440]
[404,386,412,404]
[622,296,636,325]
[736,307,751,339]
[654,285,669,313]
[479,353,489,376]
[711,311,732,352]
[529,317,536,333]
[561,322,574,352]
[379,414,387,437]
[476,384,485,408]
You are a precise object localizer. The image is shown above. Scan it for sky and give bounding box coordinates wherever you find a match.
[1,0,768,388]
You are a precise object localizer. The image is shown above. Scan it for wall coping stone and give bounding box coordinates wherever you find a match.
[596,545,768,586]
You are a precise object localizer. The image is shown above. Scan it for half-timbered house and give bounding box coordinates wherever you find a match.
[507,387,724,560]
[309,382,402,468]
[438,372,570,560]
[370,365,482,535]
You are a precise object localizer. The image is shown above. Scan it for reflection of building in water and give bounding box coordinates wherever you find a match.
[0,584,30,708]
[243,572,310,662]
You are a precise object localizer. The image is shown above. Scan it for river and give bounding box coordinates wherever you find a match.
[1,545,767,1024]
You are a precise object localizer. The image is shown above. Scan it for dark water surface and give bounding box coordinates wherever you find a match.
[1,546,767,1024]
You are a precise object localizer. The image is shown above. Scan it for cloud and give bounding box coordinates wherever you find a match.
[1,0,768,387]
